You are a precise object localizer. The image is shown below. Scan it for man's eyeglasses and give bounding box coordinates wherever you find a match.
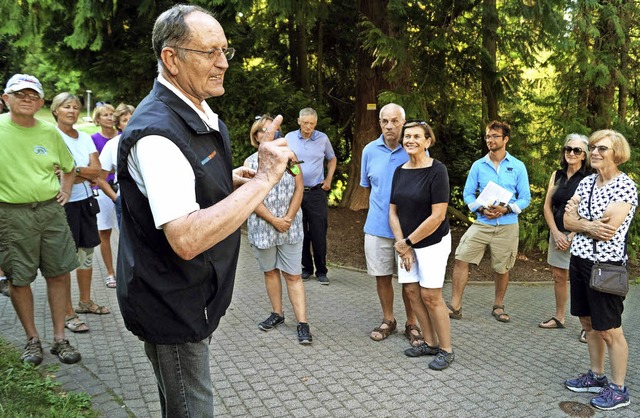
[485,134,503,140]
[172,46,235,61]
[563,146,584,155]
[588,145,610,153]
[10,91,40,100]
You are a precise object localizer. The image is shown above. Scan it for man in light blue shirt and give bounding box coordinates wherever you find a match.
[447,120,531,323]
[360,103,421,344]
[285,108,336,284]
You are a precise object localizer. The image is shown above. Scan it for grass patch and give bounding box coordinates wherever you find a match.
[0,337,98,417]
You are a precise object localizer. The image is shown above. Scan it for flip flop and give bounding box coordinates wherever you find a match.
[539,317,565,329]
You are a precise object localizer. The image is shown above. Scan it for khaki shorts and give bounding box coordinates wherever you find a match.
[364,234,396,276]
[454,222,519,274]
[0,199,79,285]
[250,242,303,275]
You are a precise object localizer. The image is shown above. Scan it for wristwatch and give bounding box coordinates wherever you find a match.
[75,167,81,175]
[405,237,413,247]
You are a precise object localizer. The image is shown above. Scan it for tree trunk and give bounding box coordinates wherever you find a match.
[340,0,390,210]
[481,0,499,126]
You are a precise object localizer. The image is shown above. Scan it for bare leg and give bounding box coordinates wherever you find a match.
[282,271,307,323]
[405,283,437,346]
[552,267,568,322]
[401,284,418,326]
[579,317,606,375]
[46,272,72,341]
[99,229,115,276]
[601,327,628,386]
[376,275,394,322]
[494,271,510,307]
[449,259,469,310]
[263,269,283,315]
[76,268,94,304]
[422,288,451,352]
[9,281,39,339]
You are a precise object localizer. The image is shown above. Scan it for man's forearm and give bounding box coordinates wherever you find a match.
[163,176,278,260]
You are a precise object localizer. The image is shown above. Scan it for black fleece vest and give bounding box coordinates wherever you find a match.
[116,80,240,344]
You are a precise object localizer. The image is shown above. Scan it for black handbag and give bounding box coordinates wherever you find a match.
[586,179,629,296]
[87,196,101,215]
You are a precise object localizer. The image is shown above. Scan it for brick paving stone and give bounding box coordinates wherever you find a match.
[1,233,640,417]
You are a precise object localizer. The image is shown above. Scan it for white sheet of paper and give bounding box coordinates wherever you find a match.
[476,181,513,207]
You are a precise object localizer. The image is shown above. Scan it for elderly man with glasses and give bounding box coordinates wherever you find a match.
[0,74,82,365]
[446,120,531,323]
[115,5,293,417]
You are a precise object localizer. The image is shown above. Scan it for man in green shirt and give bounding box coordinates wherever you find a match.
[0,74,82,365]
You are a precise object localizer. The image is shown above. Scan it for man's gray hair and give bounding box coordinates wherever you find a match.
[152,4,215,73]
[379,103,405,120]
[299,108,318,119]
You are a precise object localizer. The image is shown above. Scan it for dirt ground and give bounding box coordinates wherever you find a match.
[327,207,638,282]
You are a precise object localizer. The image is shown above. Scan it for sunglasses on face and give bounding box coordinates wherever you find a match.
[588,145,610,153]
[563,146,584,155]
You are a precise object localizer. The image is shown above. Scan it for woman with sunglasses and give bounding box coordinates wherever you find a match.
[562,130,636,411]
[389,121,453,370]
[539,134,589,341]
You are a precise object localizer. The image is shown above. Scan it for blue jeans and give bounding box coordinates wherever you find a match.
[144,338,214,417]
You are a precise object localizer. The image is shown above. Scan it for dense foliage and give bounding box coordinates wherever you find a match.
[1,0,638,260]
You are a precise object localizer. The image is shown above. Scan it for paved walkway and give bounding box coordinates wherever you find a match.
[0,234,639,417]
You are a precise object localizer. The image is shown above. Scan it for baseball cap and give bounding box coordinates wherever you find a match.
[4,74,44,98]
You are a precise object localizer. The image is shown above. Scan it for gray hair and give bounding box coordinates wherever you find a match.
[379,103,405,120]
[152,4,215,73]
[299,108,318,119]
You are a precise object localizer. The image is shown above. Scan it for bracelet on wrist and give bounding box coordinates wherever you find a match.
[405,237,413,247]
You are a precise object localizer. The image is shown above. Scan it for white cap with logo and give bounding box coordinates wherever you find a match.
[4,74,44,98]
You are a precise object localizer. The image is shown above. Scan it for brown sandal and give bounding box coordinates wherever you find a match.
[370,319,397,341]
[404,323,423,347]
[75,300,110,315]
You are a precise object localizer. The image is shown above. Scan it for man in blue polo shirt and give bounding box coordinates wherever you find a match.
[447,120,531,323]
[360,103,422,345]
[286,108,336,285]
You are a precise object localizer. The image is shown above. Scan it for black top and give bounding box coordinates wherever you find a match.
[551,168,587,232]
[390,159,450,248]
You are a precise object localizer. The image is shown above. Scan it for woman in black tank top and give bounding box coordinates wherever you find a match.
[539,134,589,340]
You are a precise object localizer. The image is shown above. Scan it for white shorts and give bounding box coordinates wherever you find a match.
[398,233,451,288]
[250,242,303,275]
[364,234,396,276]
[96,189,117,231]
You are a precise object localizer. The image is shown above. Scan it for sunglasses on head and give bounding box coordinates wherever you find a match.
[563,146,584,155]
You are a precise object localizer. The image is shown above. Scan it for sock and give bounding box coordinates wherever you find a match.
[594,372,606,379]
[0,276,6,281]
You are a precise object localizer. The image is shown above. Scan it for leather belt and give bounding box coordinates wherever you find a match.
[304,184,323,192]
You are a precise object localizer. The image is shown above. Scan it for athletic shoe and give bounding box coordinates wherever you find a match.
[590,384,630,410]
[50,339,82,364]
[565,370,608,393]
[20,337,43,366]
[428,349,454,370]
[301,272,312,281]
[258,312,284,331]
[0,279,9,297]
[404,342,439,357]
[317,274,329,285]
[297,322,313,345]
